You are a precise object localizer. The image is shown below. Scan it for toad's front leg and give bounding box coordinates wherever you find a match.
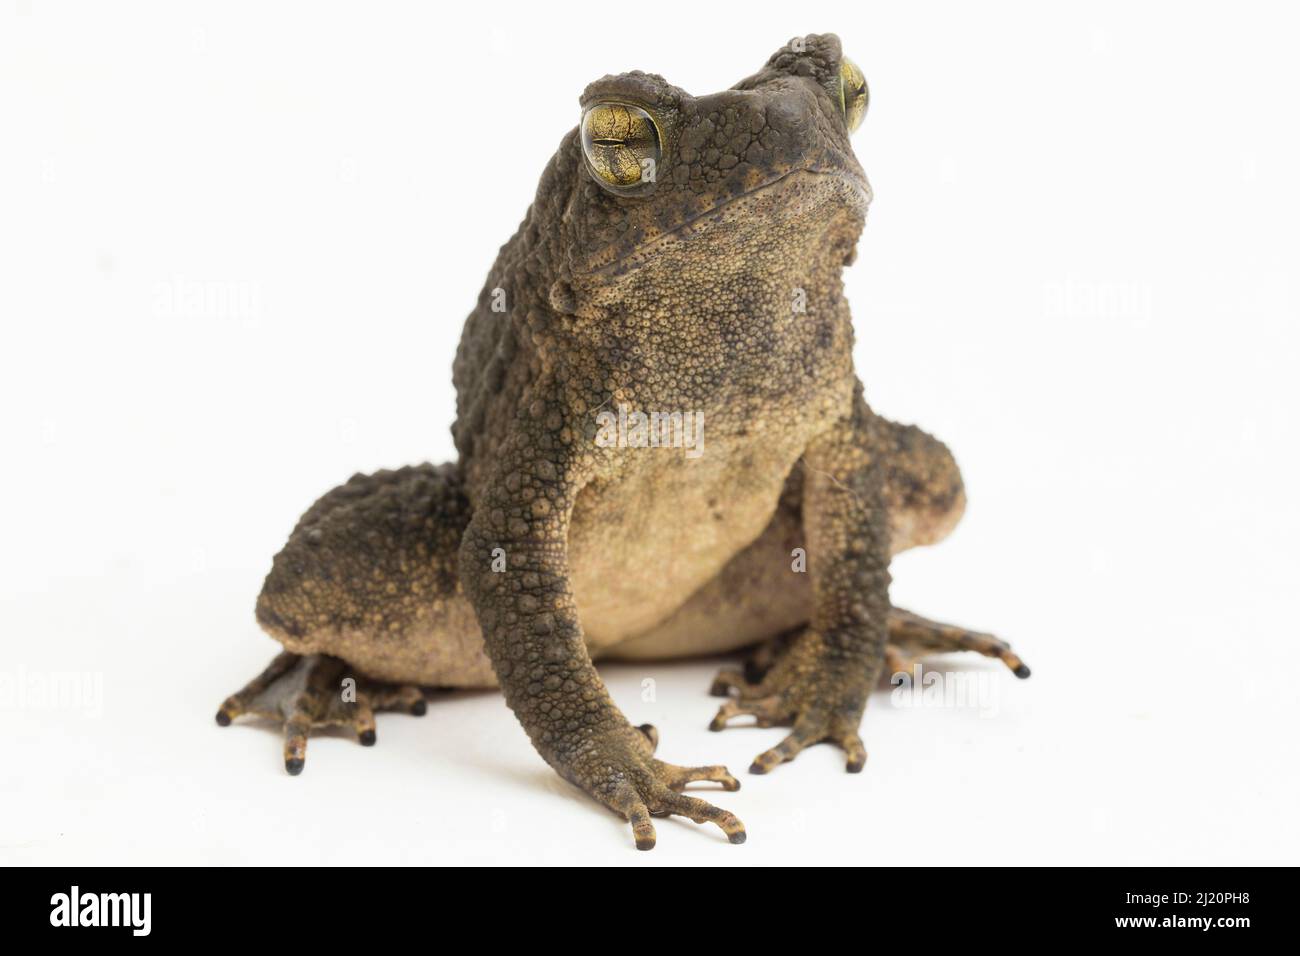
[457,422,744,851]
[711,390,891,774]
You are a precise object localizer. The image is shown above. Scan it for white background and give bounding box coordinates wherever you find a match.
[3,1,1297,866]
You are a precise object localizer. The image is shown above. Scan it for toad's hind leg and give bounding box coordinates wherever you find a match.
[713,607,1031,699]
[216,652,427,774]
[886,607,1031,679]
[218,463,495,775]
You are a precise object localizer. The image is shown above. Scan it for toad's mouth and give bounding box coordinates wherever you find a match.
[576,166,871,277]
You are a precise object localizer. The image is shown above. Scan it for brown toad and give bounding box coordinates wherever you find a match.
[217,34,1029,850]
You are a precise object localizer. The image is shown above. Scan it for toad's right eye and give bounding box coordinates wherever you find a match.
[580,103,662,190]
[838,57,869,133]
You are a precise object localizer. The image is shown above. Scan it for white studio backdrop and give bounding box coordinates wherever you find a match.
[1,1,1297,865]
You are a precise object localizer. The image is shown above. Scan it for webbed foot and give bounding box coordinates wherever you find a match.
[885,607,1031,678]
[215,652,426,774]
[566,723,744,851]
[709,609,1030,775]
[715,607,1031,693]
[709,628,872,774]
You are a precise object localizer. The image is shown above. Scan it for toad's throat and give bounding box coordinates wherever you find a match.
[578,167,871,277]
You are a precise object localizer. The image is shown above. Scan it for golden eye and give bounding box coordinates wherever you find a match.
[580,103,662,190]
[839,57,869,133]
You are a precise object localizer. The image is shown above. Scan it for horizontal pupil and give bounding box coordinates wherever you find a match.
[592,139,626,147]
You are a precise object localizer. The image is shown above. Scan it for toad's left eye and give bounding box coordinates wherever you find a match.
[838,57,869,133]
[581,103,662,190]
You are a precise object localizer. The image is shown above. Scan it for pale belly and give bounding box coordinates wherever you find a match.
[567,431,807,649]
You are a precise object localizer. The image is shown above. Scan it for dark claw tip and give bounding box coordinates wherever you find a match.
[215,710,231,727]
[729,831,747,845]
[284,757,305,775]
[635,837,656,851]
[1013,664,1031,679]
[410,700,428,716]
[358,729,377,746]
[846,759,866,773]
[709,682,730,697]
[748,762,769,775]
